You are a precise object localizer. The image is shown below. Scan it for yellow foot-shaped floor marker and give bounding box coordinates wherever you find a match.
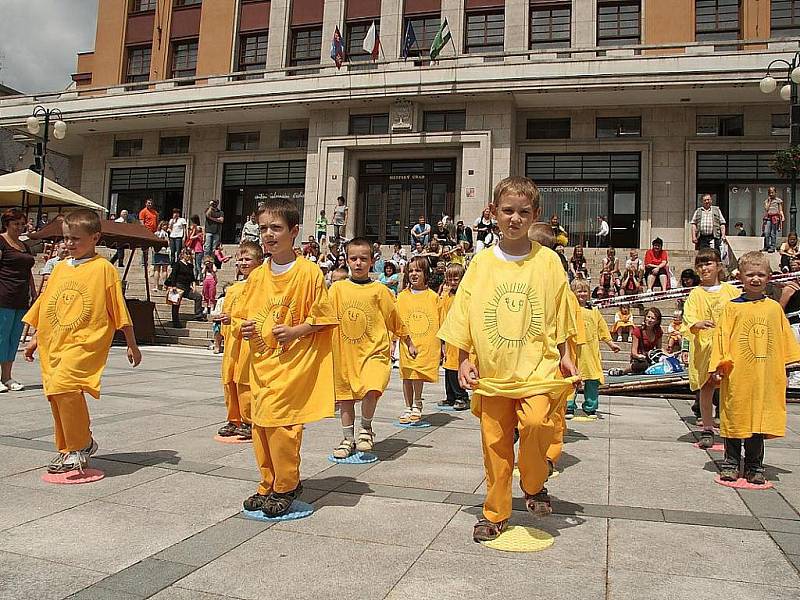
[513,467,559,479]
[572,415,598,422]
[481,526,555,552]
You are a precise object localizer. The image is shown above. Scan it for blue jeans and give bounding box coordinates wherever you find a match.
[765,220,780,251]
[0,307,26,363]
[194,252,204,281]
[204,232,220,256]
[568,379,600,415]
[169,237,183,265]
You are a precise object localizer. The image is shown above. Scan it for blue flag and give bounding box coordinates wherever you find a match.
[401,21,417,60]
[330,26,344,69]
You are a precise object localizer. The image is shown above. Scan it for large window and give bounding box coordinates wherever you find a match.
[771,0,800,36]
[238,32,268,73]
[347,21,379,61]
[527,118,571,139]
[290,27,322,66]
[171,40,198,79]
[772,113,790,136]
[695,0,740,42]
[159,136,190,155]
[113,139,143,157]
[423,110,466,132]
[279,129,309,149]
[465,10,505,54]
[596,117,641,138]
[597,1,640,46]
[174,0,202,6]
[403,15,440,56]
[696,114,744,136]
[349,114,390,135]
[130,0,157,13]
[227,132,260,151]
[125,46,151,83]
[530,3,571,49]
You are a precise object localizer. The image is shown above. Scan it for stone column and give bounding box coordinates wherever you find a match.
[320,0,346,64]
[504,0,529,53]
[440,0,464,56]
[380,0,403,60]
[267,0,291,68]
[572,0,597,48]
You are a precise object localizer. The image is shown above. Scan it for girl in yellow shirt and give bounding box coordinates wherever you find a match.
[568,279,620,418]
[397,256,440,423]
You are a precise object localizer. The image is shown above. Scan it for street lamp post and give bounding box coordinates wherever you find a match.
[760,52,800,233]
[25,106,67,226]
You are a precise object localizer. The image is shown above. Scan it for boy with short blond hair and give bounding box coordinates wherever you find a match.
[239,199,338,517]
[711,251,800,484]
[217,241,264,440]
[330,237,416,458]
[23,209,141,474]
[439,176,578,542]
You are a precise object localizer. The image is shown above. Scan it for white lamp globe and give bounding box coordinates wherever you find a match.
[53,120,67,140]
[760,75,777,93]
[25,116,40,135]
[792,67,800,84]
[781,84,792,101]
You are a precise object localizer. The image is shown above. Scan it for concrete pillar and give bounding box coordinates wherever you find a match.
[572,0,596,48]
[267,0,291,68]
[441,0,464,56]
[505,0,529,53]
[321,0,346,64]
[380,0,403,60]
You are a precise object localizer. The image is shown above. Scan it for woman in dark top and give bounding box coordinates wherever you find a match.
[473,207,494,250]
[165,248,204,328]
[455,220,473,251]
[0,209,36,392]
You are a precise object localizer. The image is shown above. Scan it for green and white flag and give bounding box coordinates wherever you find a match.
[429,17,451,60]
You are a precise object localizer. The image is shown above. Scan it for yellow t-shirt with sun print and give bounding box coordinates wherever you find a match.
[683,282,740,391]
[239,257,338,427]
[221,281,246,385]
[397,287,441,382]
[438,243,578,400]
[710,296,800,439]
[575,306,612,383]
[330,279,406,401]
[22,256,132,398]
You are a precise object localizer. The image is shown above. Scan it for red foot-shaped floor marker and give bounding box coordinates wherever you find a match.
[693,442,724,451]
[41,469,105,485]
[714,475,773,490]
[213,435,252,444]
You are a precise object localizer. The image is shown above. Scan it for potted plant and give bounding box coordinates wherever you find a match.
[771,146,800,178]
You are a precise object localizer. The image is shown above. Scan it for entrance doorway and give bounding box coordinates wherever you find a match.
[358,159,457,244]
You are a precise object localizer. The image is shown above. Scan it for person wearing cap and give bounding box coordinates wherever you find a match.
[204,199,224,256]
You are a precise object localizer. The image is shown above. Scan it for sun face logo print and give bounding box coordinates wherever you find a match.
[406,309,432,338]
[340,301,371,344]
[738,316,772,363]
[253,296,296,355]
[46,281,93,333]
[484,282,543,348]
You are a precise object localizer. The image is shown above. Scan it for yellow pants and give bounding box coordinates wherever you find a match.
[252,423,303,496]
[223,382,252,425]
[48,391,92,453]
[546,388,571,465]
[479,394,556,523]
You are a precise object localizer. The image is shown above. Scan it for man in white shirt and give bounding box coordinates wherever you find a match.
[110,210,129,266]
[596,215,610,248]
[168,207,188,265]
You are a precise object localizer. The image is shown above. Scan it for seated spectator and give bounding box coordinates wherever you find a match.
[379,261,400,296]
[618,307,663,375]
[644,238,670,291]
[666,309,685,354]
[569,245,590,281]
[373,242,385,274]
[735,221,747,236]
[780,231,799,272]
[611,306,635,342]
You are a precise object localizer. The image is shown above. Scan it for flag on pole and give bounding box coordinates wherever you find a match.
[330,26,344,69]
[429,18,451,60]
[401,21,417,60]
[362,20,380,60]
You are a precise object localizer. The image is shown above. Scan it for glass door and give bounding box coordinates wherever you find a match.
[609,182,639,248]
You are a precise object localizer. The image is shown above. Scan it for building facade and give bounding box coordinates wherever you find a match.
[0,0,799,247]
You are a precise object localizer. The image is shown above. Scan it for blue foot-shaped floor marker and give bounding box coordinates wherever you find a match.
[327,452,378,464]
[392,420,432,428]
[241,500,314,522]
[437,404,458,412]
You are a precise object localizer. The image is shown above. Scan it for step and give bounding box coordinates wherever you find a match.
[153,335,214,348]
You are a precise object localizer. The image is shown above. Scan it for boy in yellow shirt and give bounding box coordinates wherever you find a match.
[439,176,578,542]
[711,251,800,484]
[23,209,141,474]
[330,237,416,458]
[683,248,740,448]
[438,263,469,410]
[567,279,620,418]
[216,241,263,440]
[239,198,338,517]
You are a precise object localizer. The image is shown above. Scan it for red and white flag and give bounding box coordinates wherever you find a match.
[362,21,380,60]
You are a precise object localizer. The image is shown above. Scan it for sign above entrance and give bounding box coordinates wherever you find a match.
[389,174,425,181]
[539,185,608,193]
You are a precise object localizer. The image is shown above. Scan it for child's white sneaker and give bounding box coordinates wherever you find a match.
[2,379,23,391]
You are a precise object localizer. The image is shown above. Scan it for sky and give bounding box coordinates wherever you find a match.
[0,0,98,94]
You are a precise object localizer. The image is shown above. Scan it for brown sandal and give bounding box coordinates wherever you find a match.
[525,487,552,518]
[472,518,508,542]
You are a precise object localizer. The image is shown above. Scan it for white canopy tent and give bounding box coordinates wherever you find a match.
[0,169,105,212]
